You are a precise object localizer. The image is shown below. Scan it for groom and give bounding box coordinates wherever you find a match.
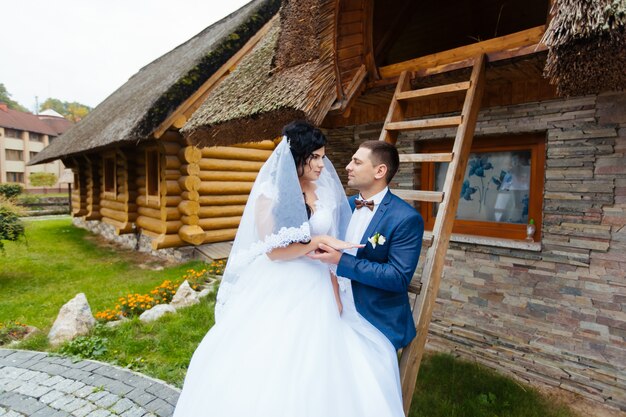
[310,140,424,350]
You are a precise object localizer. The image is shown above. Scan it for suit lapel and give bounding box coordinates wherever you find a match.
[357,191,393,256]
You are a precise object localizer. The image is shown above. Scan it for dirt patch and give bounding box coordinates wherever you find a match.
[536,385,626,417]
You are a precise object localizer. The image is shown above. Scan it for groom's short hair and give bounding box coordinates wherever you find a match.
[359,141,400,184]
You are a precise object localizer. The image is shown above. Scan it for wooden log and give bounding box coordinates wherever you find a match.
[163,195,183,207]
[202,228,238,244]
[198,158,263,172]
[181,214,200,226]
[100,199,136,212]
[137,215,182,234]
[198,205,245,218]
[179,225,205,246]
[165,169,180,180]
[100,207,128,223]
[136,176,146,187]
[179,146,202,163]
[165,155,182,170]
[198,171,258,182]
[232,140,276,150]
[178,175,201,191]
[198,181,254,195]
[138,187,147,196]
[151,233,187,250]
[181,190,200,202]
[161,141,181,155]
[180,163,201,176]
[137,195,159,209]
[162,180,181,196]
[195,194,249,205]
[160,131,184,144]
[179,200,200,216]
[200,146,272,161]
[198,216,242,230]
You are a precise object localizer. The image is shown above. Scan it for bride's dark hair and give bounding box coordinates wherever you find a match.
[282,121,327,177]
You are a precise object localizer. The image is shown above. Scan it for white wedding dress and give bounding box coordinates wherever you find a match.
[173,193,405,417]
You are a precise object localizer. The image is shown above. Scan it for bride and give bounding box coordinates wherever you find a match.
[172,121,405,417]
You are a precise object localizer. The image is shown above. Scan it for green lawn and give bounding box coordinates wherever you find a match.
[0,216,206,329]
[3,218,579,417]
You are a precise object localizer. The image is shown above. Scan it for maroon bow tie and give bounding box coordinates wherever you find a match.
[355,199,375,211]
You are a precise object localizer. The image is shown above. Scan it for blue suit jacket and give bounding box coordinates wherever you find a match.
[337,191,424,349]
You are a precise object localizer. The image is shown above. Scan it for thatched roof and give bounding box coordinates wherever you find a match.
[181,0,338,147]
[542,0,626,96]
[30,0,280,165]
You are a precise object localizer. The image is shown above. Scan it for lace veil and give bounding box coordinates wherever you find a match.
[215,137,352,320]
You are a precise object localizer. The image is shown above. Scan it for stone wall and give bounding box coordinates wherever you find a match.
[72,217,196,263]
[325,91,626,411]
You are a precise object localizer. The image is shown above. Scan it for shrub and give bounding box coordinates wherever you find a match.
[0,183,23,199]
[207,259,226,276]
[0,196,25,250]
[59,335,108,359]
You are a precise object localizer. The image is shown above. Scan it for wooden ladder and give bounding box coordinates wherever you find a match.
[379,54,487,415]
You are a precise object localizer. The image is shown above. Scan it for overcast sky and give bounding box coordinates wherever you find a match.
[1,0,252,112]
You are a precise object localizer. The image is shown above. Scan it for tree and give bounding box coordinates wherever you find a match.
[29,172,58,193]
[40,98,91,122]
[0,83,29,112]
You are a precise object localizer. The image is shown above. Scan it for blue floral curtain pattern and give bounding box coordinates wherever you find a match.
[435,150,531,224]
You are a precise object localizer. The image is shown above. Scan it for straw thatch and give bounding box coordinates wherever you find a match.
[181,0,338,147]
[542,0,626,96]
[30,0,280,165]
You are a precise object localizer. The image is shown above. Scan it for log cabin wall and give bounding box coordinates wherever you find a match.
[68,160,88,217]
[84,156,102,221]
[194,140,276,244]
[99,149,138,235]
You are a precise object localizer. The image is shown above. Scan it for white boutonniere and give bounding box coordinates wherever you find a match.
[367,232,386,249]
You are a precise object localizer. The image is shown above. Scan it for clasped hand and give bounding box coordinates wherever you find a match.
[307,236,364,265]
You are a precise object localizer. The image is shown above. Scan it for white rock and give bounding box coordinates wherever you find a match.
[170,280,200,309]
[139,304,176,323]
[105,317,129,328]
[198,288,212,299]
[48,293,96,346]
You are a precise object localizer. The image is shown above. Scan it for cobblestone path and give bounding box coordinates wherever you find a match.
[0,349,180,417]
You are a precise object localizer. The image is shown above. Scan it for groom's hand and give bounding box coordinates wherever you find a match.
[307,243,342,265]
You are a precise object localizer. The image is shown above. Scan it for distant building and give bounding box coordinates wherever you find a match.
[0,104,72,190]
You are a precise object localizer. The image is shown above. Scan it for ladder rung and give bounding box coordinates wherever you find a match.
[396,81,470,101]
[392,189,444,203]
[400,153,454,163]
[385,116,462,132]
[408,281,422,295]
[422,234,434,247]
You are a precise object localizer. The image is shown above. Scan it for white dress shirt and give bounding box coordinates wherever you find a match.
[344,187,388,256]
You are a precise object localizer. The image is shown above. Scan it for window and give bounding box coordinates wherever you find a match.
[29,151,38,159]
[5,149,23,161]
[420,134,545,240]
[6,172,24,183]
[4,129,21,138]
[103,156,116,194]
[146,149,160,197]
[29,132,43,142]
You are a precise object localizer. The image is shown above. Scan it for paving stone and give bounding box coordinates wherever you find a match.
[119,405,149,417]
[143,398,174,417]
[49,394,78,410]
[60,368,93,382]
[40,390,66,405]
[0,368,27,379]
[0,391,46,414]
[109,398,134,414]
[40,375,67,387]
[13,381,52,398]
[93,393,120,408]
[73,386,98,399]
[0,379,24,392]
[56,380,86,394]
[124,389,155,407]
[71,403,97,417]
[85,409,113,417]
[85,391,108,402]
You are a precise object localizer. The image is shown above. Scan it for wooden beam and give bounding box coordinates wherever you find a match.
[391,189,444,203]
[152,15,279,139]
[328,64,368,115]
[385,116,462,131]
[378,26,546,79]
[399,153,454,163]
